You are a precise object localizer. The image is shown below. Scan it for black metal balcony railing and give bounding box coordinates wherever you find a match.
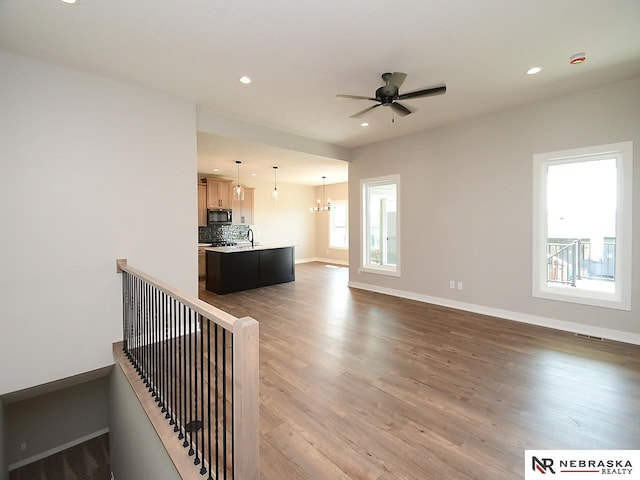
[546,237,616,286]
[117,260,259,480]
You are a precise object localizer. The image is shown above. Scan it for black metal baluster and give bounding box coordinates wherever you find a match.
[180,304,187,442]
[150,286,156,395]
[196,314,204,470]
[176,299,181,435]
[155,287,160,400]
[171,298,178,431]
[135,276,142,374]
[142,281,148,385]
[191,310,199,461]
[161,291,167,414]
[146,282,151,385]
[222,327,227,479]
[165,294,172,418]
[177,304,184,440]
[215,323,220,479]
[150,283,154,386]
[186,308,193,451]
[230,329,234,480]
[122,271,128,356]
[131,276,137,367]
[151,287,160,396]
[131,276,137,370]
[205,318,212,479]
[157,290,162,406]
[140,280,145,381]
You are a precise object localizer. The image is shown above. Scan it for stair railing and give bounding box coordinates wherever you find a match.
[116,259,259,480]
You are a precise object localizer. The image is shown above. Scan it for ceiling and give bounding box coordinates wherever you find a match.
[2,0,639,184]
[197,132,349,186]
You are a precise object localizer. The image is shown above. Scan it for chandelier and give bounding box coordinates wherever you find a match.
[311,176,331,212]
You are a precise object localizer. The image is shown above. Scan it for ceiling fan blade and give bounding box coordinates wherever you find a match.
[390,102,411,117]
[387,72,407,89]
[350,103,381,118]
[398,84,446,100]
[336,94,377,101]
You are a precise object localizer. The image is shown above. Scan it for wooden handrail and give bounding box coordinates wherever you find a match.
[116,258,237,331]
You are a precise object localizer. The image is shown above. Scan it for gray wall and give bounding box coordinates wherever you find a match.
[349,76,640,340]
[109,366,180,480]
[4,376,109,468]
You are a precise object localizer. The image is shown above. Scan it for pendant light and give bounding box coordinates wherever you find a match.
[233,160,244,201]
[272,166,279,202]
[311,176,331,212]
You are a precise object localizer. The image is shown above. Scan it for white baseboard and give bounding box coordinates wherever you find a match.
[348,281,640,346]
[296,257,349,266]
[9,427,110,471]
[295,257,317,264]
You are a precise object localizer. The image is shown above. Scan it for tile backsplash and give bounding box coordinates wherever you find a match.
[199,224,250,244]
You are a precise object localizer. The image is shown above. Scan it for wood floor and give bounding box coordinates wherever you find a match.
[199,262,640,480]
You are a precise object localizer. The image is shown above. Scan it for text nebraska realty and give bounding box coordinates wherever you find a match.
[561,459,632,475]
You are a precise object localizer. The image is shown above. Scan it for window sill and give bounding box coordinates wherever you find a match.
[359,266,400,277]
[533,285,629,311]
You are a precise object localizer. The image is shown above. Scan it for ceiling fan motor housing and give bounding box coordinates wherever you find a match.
[376,85,398,105]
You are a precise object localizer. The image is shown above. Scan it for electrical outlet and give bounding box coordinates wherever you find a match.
[449,280,455,289]
[457,281,463,290]
[20,442,26,451]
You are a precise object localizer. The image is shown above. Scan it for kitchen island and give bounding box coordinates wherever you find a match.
[205,244,295,294]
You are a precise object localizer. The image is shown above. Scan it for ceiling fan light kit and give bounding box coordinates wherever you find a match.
[337,71,446,120]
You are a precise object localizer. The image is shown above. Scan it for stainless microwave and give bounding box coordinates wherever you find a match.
[207,209,232,225]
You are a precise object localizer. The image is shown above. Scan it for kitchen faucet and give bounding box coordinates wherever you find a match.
[247,228,254,247]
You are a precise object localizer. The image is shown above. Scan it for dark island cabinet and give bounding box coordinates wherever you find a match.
[206,246,295,294]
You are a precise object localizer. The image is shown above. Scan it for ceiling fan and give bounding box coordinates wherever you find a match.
[336,72,446,119]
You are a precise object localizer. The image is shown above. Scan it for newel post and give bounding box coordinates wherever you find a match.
[233,316,260,480]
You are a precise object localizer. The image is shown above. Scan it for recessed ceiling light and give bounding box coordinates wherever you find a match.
[60,0,77,3]
[239,76,251,84]
[361,122,369,127]
[527,67,543,75]
[213,168,219,172]
[251,173,257,176]
[569,53,586,65]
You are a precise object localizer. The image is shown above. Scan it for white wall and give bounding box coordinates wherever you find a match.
[349,76,640,341]
[196,109,350,161]
[237,179,318,261]
[0,52,197,395]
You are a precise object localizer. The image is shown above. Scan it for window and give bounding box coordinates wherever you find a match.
[532,141,633,310]
[329,200,348,248]
[361,175,400,276]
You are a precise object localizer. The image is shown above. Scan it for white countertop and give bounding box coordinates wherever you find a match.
[204,243,295,253]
